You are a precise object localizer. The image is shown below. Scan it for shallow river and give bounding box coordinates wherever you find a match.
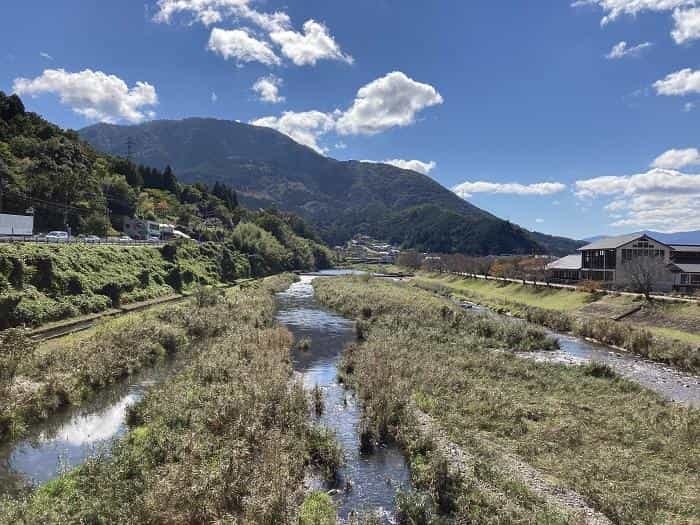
[0,358,181,496]
[276,271,412,522]
[457,300,700,407]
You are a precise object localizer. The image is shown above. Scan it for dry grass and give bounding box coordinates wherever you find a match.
[315,276,700,524]
[1,273,343,523]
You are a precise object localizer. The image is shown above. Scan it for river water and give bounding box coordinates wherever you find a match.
[456,300,700,407]
[0,358,181,496]
[276,271,411,522]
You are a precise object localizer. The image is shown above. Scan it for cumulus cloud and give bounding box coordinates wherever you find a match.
[252,75,285,103]
[575,168,700,230]
[572,0,698,25]
[251,110,336,153]
[672,7,700,42]
[651,147,700,169]
[336,71,443,135]
[12,68,157,123]
[153,0,251,25]
[452,181,566,199]
[654,68,700,95]
[211,91,218,103]
[207,27,280,66]
[39,52,53,60]
[269,19,353,66]
[606,40,652,58]
[684,101,696,111]
[382,159,436,175]
[155,1,351,68]
[251,71,442,154]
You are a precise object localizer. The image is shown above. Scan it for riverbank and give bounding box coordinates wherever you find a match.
[314,275,700,524]
[0,274,345,523]
[413,273,700,373]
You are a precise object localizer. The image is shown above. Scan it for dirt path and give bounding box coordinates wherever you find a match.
[411,407,612,525]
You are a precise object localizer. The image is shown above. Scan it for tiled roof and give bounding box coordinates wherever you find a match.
[546,254,582,270]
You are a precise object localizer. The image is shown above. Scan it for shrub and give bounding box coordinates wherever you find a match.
[299,492,337,525]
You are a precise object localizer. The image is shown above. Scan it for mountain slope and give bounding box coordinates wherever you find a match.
[80,118,581,255]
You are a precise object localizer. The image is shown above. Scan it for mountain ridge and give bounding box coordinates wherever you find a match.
[80,118,583,255]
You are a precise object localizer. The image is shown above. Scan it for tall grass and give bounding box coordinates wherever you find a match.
[1,274,341,523]
[314,276,700,524]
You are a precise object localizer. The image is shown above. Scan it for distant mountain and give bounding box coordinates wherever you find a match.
[80,118,582,255]
[583,230,700,246]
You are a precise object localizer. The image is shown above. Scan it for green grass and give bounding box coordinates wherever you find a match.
[1,274,343,523]
[315,276,700,524]
[415,274,593,311]
[415,273,700,373]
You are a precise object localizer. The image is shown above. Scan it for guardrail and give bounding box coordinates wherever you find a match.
[0,236,166,246]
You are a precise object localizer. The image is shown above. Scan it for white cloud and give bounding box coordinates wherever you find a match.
[250,71,442,154]
[153,0,251,25]
[207,27,280,66]
[154,1,351,68]
[39,52,53,60]
[452,181,567,199]
[211,91,218,103]
[575,167,700,230]
[573,0,698,25]
[336,71,443,135]
[269,19,353,66]
[382,159,436,175]
[535,218,545,223]
[684,101,696,111]
[334,142,347,150]
[251,110,336,153]
[605,40,652,58]
[252,75,285,103]
[672,7,700,42]
[651,147,700,168]
[653,68,700,95]
[12,68,157,123]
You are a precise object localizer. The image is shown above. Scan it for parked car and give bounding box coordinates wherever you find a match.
[84,235,101,243]
[147,235,161,242]
[117,235,132,243]
[46,231,69,243]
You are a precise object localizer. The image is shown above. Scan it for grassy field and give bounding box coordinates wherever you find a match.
[414,273,700,372]
[315,276,700,524]
[0,274,345,523]
[416,275,594,311]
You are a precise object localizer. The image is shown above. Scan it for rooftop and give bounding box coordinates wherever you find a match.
[579,233,654,251]
[671,245,700,253]
[546,254,582,271]
[669,263,700,273]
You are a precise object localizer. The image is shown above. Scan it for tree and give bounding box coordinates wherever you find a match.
[397,250,422,269]
[162,165,179,196]
[622,256,670,300]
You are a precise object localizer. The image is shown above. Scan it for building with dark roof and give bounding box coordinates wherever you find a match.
[546,233,700,292]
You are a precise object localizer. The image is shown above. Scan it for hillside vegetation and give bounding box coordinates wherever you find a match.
[0,92,333,328]
[80,118,583,255]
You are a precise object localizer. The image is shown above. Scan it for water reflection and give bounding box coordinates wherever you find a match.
[0,360,179,494]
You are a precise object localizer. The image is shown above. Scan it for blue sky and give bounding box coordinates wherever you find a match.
[2,0,700,239]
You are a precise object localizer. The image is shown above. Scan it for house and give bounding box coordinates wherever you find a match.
[123,218,172,240]
[546,233,700,292]
[545,254,581,283]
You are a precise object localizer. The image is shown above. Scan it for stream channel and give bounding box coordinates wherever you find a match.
[276,270,412,522]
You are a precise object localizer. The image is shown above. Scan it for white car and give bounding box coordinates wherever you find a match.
[84,235,101,243]
[117,235,133,243]
[46,231,69,243]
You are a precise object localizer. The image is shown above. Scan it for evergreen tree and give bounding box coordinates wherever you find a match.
[163,165,179,196]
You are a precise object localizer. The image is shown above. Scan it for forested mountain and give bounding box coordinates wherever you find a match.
[80,118,582,255]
